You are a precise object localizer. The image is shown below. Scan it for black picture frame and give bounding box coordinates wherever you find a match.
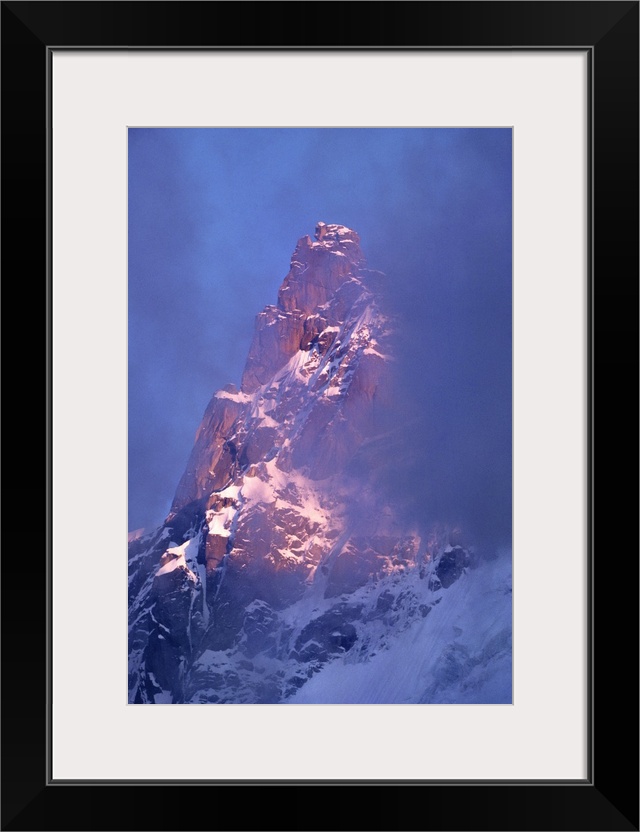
[2,2,638,830]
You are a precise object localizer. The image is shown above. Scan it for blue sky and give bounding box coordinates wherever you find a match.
[129,128,512,547]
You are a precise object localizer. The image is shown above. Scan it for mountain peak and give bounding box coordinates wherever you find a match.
[128,222,512,705]
[314,222,360,244]
[279,224,366,312]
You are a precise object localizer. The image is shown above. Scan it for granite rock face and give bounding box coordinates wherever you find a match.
[128,224,511,705]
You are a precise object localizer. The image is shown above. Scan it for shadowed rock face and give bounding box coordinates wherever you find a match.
[128,225,479,705]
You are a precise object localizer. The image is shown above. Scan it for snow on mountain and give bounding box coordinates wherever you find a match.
[128,223,512,704]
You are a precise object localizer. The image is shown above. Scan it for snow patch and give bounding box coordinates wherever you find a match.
[217,484,240,500]
[241,475,276,504]
[155,537,199,581]
[206,505,236,537]
[215,389,251,403]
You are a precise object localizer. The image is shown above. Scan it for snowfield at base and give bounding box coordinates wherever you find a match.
[286,551,512,704]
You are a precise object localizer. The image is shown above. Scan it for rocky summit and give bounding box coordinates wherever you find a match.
[128,223,512,704]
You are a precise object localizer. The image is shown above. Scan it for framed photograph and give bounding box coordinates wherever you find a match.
[2,2,637,830]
